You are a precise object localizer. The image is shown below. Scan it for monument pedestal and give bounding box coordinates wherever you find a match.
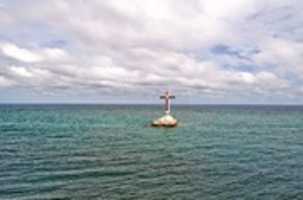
[151,114,178,128]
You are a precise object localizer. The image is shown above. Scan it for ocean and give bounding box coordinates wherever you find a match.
[0,104,303,200]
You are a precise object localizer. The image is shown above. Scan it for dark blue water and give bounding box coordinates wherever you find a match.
[1,104,303,200]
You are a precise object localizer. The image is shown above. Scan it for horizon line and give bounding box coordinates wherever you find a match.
[1,102,303,106]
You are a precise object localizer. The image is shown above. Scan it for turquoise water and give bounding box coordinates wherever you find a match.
[1,105,303,200]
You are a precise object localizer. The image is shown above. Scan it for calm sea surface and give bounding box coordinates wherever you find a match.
[1,105,303,200]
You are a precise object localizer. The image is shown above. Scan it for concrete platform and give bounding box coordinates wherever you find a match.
[151,114,178,128]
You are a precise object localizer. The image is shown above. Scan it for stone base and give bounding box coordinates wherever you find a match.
[151,114,178,128]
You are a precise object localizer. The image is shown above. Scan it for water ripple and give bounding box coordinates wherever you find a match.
[1,105,303,199]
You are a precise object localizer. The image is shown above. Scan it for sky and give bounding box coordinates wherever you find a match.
[0,0,303,104]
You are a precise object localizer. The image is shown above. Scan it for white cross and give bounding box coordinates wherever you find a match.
[160,91,175,114]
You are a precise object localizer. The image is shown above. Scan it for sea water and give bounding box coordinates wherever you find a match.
[0,104,303,200]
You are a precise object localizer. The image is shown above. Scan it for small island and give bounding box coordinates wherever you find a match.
[151,91,178,127]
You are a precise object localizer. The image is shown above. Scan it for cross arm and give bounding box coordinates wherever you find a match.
[160,95,175,99]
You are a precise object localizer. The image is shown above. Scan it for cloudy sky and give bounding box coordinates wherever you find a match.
[0,0,303,104]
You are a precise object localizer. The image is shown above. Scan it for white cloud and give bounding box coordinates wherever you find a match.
[42,48,68,60]
[0,76,15,87]
[10,66,33,78]
[0,42,69,63]
[201,0,256,20]
[253,38,303,76]
[0,0,302,102]
[1,43,43,63]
